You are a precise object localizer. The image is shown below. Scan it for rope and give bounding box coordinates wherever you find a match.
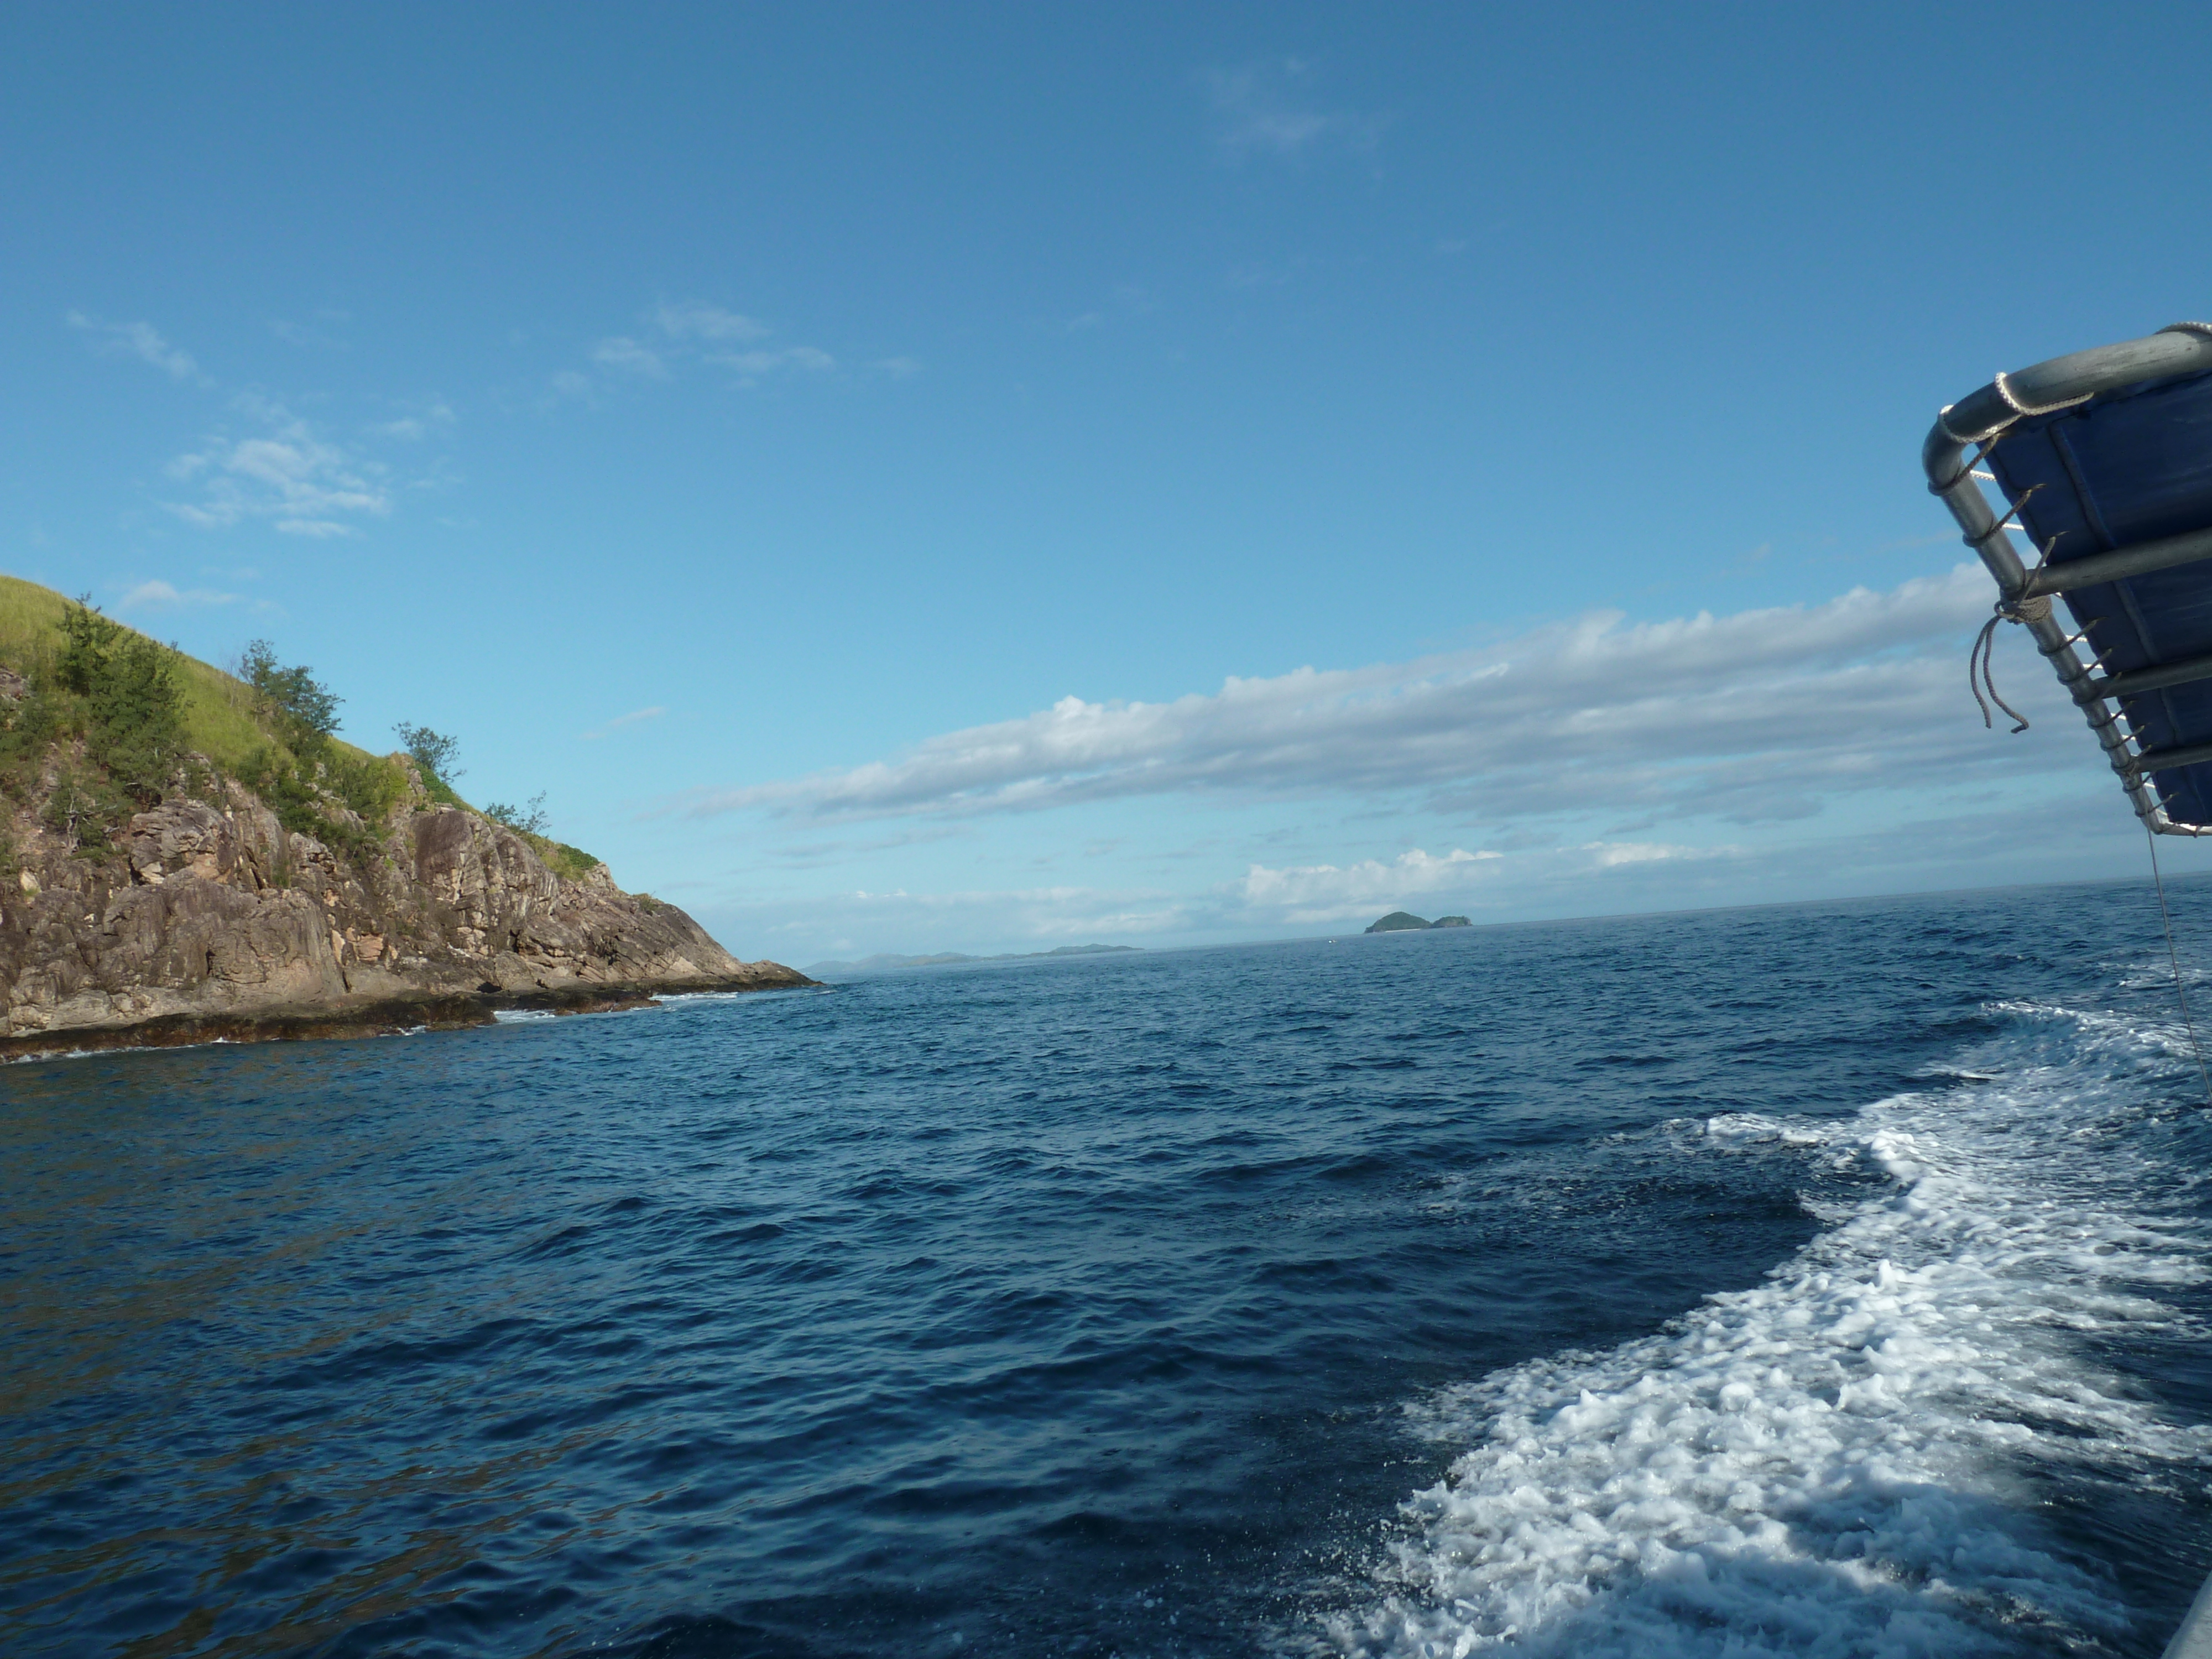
[1943,332,2205,455]
[1939,373,2096,447]
[1986,479,2043,534]
[1992,369,2095,418]
[2145,819,2212,1105]
[1968,595,2051,732]
[1937,403,2013,447]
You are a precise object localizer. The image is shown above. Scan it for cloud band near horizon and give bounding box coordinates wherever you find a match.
[675,566,2086,832]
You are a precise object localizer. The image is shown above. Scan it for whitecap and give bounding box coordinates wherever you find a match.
[1700,1112,1829,1149]
[1327,1004,2212,1657]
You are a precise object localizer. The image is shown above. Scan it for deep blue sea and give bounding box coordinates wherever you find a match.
[6,882,2212,1658]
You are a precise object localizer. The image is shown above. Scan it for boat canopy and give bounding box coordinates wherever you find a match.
[1925,324,2212,833]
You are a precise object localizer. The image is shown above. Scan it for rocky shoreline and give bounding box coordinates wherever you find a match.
[2,763,813,1058]
[0,975,796,1062]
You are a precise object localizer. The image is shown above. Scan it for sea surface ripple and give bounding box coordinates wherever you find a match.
[4,883,2211,1657]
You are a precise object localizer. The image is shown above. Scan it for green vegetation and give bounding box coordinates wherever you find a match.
[1,574,278,775]
[1363,911,1473,932]
[57,604,186,797]
[1365,911,1433,933]
[393,722,466,808]
[420,746,599,875]
[1,598,202,855]
[0,573,598,879]
[484,791,547,834]
[0,670,59,801]
[239,639,341,755]
[235,636,407,849]
[483,788,602,875]
[531,837,603,881]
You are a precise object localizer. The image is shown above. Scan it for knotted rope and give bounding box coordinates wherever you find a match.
[1937,374,2094,446]
[1969,593,2051,733]
[1991,371,2094,419]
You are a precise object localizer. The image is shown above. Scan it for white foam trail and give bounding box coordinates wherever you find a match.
[1328,1004,2212,1657]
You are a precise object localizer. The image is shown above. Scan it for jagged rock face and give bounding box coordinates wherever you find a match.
[0,765,807,1043]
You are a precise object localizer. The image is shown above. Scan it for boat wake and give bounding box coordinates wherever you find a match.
[1326,1002,2212,1657]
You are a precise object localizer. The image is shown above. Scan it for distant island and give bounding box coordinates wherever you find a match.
[1365,912,1472,933]
[807,943,1140,977]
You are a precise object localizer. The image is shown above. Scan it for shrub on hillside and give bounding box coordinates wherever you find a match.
[56,601,185,802]
[329,749,405,825]
[0,680,58,800]
[535,837,602,883]
[236,643,406,857]
[239,639,342,760]
[484,792,549,835]
[40,762,136,859]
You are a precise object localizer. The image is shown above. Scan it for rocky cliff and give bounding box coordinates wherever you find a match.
[0,580,810,1057]
[1,760,810,1059]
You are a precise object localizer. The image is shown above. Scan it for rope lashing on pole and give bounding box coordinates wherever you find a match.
[1969,593,2051,732]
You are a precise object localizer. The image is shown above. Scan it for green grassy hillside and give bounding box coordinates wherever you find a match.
[0,573,601,880]
[0,573,349,774]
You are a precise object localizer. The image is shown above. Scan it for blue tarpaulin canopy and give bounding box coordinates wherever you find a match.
[1924,325,2212,833]
[1989,372,2212,826]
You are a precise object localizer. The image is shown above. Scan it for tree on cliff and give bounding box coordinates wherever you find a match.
[393,723,466,807]
[239,639,341,759]
[6,599,196,855]
[233,643,404,849]
[483,792,549,835]
[56,600,184,801]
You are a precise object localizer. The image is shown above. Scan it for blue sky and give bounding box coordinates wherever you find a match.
[9,3,2212,966]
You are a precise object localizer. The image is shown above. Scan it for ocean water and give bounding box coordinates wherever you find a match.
[4,883,2212,1659]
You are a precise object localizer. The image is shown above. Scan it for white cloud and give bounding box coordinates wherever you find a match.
[269,318,347,350]
[652,301,771,342]
[374,400,456,441]
[707,345,836,377]
[680,567,2070,832]
[581,705,666,740]
[1582,839,1715,869]
[570,301,849,393]
[117,579,241,611]
[163,397,392,538]
[591,336,669,378]
[67,310,201,380]
[1067,285,1157,331]
[1207,60,1378,159]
